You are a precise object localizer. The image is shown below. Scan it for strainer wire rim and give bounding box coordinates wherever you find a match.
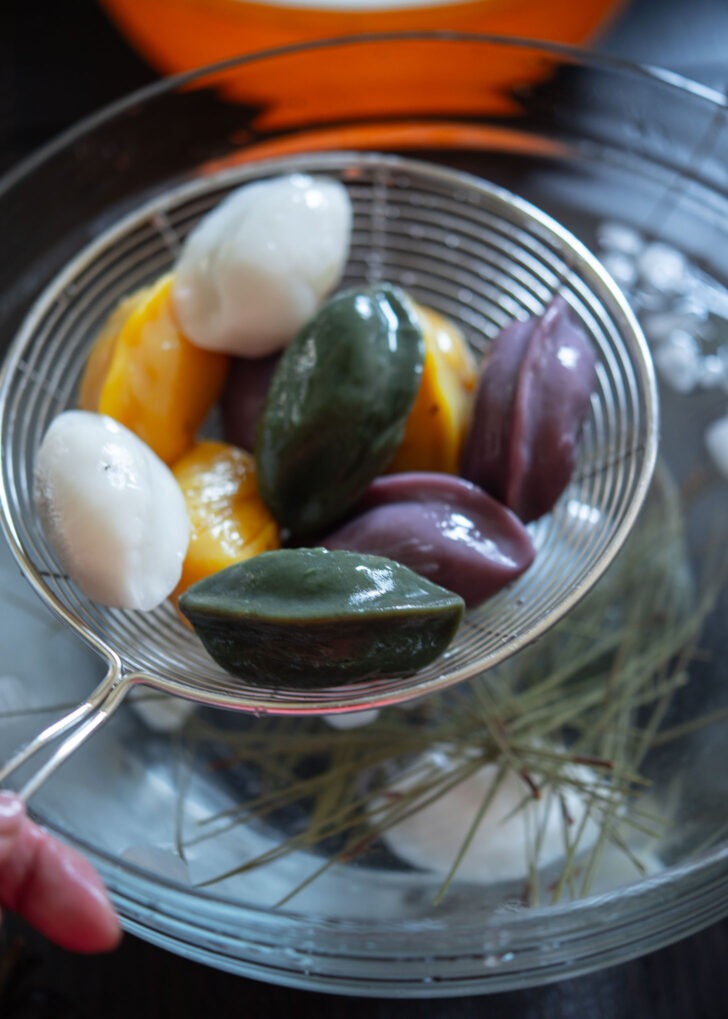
[0,152,659,713]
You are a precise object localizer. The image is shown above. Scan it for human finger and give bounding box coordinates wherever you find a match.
[0,791,122,953]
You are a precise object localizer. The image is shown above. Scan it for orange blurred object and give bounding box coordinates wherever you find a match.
[100,0,624,79]
[98,1,625,143]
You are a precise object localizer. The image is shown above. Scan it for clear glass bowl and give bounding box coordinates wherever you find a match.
[1,33,727,996]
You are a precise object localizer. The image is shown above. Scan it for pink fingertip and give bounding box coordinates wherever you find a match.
[34,835,123,953]
[0,791,25,832]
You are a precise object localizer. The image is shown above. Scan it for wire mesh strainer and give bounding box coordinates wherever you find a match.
[0,153,658,797]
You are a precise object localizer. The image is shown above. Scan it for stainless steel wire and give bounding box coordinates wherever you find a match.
[0,152,658,794]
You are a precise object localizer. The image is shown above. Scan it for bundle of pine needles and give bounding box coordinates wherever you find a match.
[171,463,727,906]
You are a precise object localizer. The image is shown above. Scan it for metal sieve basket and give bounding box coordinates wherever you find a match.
[0,152,658,796]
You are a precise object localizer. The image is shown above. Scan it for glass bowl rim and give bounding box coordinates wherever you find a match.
[1,28,727,202]
[3,28,728,994]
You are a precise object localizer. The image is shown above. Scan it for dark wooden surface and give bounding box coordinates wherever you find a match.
[2,0,728,1015]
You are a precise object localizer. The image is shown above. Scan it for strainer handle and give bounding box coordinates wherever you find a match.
[0,666,130,800]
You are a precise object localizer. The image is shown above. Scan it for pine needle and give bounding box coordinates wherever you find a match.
[174,463,727,906]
